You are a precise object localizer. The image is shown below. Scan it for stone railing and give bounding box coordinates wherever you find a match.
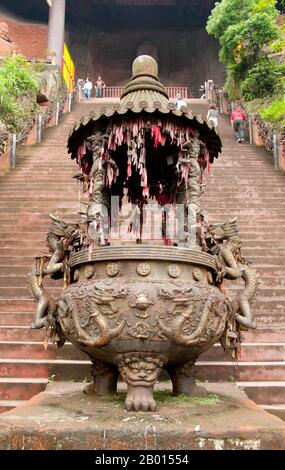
[0,91,71,176]
[250,114,285,172]
[213,82,285,173]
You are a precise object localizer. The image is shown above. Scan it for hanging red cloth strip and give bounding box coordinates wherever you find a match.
[151,125,162,148]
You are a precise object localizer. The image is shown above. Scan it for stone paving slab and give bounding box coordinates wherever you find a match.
[0,382,284,450]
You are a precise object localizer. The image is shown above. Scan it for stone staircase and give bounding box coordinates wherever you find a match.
[201,115,285,420]
[0,103,86,413]
[0,102,284,420]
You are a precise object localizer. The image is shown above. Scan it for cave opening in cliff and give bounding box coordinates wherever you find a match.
[0,0,226,96]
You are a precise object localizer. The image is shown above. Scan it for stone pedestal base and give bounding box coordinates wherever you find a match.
[0,382,284,450]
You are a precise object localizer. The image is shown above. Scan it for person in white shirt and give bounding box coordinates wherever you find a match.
[175,93,187,110]
[83,77,93,100]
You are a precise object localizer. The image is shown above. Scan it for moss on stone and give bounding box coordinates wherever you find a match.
[94,391,220,407]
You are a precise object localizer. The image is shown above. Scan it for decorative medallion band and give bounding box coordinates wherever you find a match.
[70,246,217,271]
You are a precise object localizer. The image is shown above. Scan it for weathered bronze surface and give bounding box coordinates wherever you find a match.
[28,56,258,412]
[55,247,228,410]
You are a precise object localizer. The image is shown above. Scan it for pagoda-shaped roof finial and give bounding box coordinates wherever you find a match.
[120,55,169,106]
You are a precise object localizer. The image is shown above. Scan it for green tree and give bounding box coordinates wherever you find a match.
[241,60,285,100]
[220,12,279,65]
[0,54,38,131]
[206,0,255,40]
[206,0,282,100]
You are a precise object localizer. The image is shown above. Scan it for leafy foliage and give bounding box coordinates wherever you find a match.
[242,60,285,101]
[206,0,283,100]
[260,99,285,128]
[220,12,279,65]
[224,67,242,101]
[0,54,39,131]
[206,0,255,41]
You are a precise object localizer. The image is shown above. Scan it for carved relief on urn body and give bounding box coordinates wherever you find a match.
[53,246,230,411]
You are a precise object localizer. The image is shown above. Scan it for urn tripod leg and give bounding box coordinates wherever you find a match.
[119,353,165,412]
[84,359,118,396]
[166,361,208,397]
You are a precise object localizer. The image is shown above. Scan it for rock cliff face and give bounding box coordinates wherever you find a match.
[0,13,48,59]
[0,5,225,94]
[0,20,18,57]
[67,25,225,95]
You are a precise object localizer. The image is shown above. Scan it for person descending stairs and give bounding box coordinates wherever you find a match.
[0,100,284,420]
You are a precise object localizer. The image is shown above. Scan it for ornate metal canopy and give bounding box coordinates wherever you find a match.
[68,55,222,163]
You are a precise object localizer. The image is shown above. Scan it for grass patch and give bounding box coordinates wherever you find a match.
[154,391,220,406]
[95,391,220,406]
[96,393,126,403]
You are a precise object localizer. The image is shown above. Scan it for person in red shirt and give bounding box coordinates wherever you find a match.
[231,105,247,143]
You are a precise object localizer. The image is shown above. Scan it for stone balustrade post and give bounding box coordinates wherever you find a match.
[55,102,60,126]
[10,133,17,168]
[248,114,253,145]
[278,135,285,172]
[37,115,42,144]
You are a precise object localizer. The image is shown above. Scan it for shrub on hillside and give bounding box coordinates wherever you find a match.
[0,54,39,131]
[241,60,285,101]
[260,100,285,129]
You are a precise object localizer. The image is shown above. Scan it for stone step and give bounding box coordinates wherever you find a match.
[0,205,79,214]
[201,343,285,362]
[0,198,77,207]
[0,241,53,250]
[261,404,285,421]
[254,300,285,310]
[203,195,285,201]
[0,234,47,242]
[0,194,77,201]
[261,277,285,287]
[0,342,54,359]
[0,312,34,326]
[0,327,48,341]
[0,185,76,190]
[0,277,62,288]
[0,340,87,361]
[237,381,285,405]
[0,287,61,299]
[0,339,281,361]
[195,361,285,382]
[253,314,285,329]
[0,400,24,414]
[1,357,284,384]
[0,378,48,401]
[0,359,50,379]
[0,299,34,312]
[243,328,285,343]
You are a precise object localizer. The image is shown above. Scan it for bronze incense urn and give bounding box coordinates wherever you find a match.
[29,56,258,411]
